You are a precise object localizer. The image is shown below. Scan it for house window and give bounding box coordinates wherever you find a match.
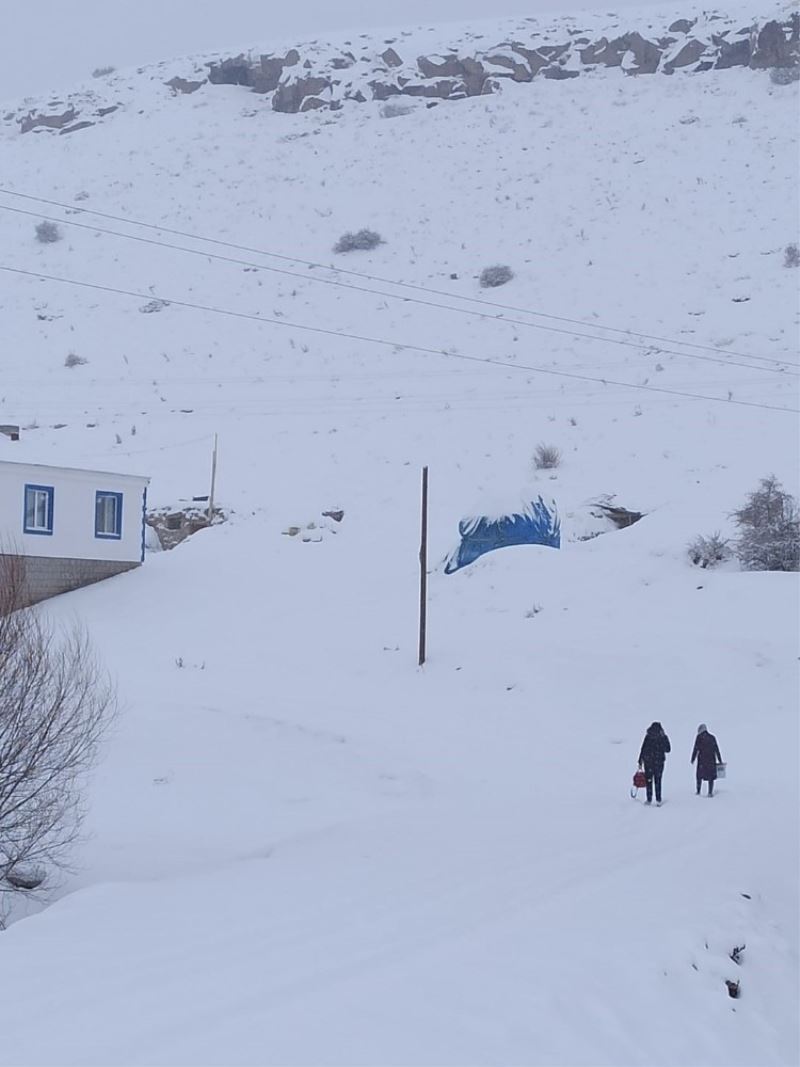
[23,484,54,535]
[95,491,123,539]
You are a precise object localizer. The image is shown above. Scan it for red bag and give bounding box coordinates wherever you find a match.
[631,772,652,798]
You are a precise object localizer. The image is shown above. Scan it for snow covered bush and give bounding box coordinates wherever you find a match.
[784,242,800,268]
[533,443,561,470]
[333,229,384,253]
[479,264,514,288]
[92,65,116,78]
[687,531,731,569]
[35,220,62,244]
[0,555,115,918]
[732,475,800,572]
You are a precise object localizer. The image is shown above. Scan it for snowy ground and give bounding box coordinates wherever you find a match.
[0,5,798,1063]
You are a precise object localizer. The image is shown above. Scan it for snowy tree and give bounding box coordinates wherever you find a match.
[731,476,800,572]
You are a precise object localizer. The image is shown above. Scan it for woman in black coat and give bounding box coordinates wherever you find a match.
[638,721,671,805]
[691,724,722,797]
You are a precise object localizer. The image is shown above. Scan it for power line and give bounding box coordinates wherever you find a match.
[9,203,794,379]
[1,188,796,374]
[3,263,797,415]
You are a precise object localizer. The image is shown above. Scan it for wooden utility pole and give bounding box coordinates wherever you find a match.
[207,434,218,523]
[418,465,429,667]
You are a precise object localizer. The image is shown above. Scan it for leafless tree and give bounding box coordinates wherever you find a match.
[0,552,116,922]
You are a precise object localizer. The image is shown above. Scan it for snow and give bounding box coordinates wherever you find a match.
[0,3,798,1064]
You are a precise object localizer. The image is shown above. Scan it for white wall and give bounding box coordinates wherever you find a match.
[0,461,148,563]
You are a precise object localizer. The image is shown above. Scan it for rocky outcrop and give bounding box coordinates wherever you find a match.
[19,107,77,133]
[192,14,797,115]
[10,11,799,136]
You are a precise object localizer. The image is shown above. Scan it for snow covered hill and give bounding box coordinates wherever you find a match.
[0,2,798,1063]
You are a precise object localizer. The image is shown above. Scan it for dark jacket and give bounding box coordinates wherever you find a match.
[639,724,671,769]
[692,731,722,781]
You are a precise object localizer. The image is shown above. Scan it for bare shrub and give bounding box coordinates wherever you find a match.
[64,352,88,368]
[35,220,62,244]
[91,65,116,78]
[479,264,514,288]
[0,553,115,920]
[731,475,799,572]
[687,532,731,569]
[784,243,800,268]
[770,65,799,85]
[533,443,561,470]
[333,229,384,253]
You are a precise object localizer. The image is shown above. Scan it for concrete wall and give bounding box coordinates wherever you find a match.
[0,460,148,563]
[0,553,139,608]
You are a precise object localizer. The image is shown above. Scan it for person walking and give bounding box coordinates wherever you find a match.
[691,724,722,797]
[638,721,671,806]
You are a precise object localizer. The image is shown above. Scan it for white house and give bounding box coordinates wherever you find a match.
[0,459,149,606]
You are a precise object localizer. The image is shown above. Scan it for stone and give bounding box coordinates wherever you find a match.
[485,53,532,81]
[668,18,696,34]
[165,76,204,95]
[580,36,627,67]
[623,32,662,74]
[19,107,76,133]
[400,79,458,99]
[750,19,796,68]
[537,43,570,60]
[664,39,706,72]
[369,80,402,100]
[97,105,120,116]
[543,66,579,79]
[510,43,553,74]
[417,54,464,78]
[207,56,252,87]
[716,38,751,68]
[273,76,331,113]
[59,120,95,135]
[300,96,328,111]
[381,47,403,67]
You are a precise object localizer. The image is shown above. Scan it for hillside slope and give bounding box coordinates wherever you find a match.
[0,3,798,1064]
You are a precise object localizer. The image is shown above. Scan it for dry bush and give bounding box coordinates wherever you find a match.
[0,553,116,921]
[533,443,561,470]
[687,532,731,569]
[35,220,62,244]
[333,229,384,253]
[479,264,514,288]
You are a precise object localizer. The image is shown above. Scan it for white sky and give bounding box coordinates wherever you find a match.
[5,0,665,103]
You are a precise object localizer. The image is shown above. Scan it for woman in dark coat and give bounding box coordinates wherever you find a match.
[691,724,722,797]
[638,721,671,805]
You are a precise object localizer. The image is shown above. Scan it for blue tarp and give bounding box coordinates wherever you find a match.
[444,496,560,574]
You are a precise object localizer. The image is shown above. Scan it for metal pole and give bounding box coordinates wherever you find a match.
[418,465,428,667]
[207,434,218,523]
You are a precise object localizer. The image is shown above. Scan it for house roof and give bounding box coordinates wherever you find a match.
[0,457,149,483]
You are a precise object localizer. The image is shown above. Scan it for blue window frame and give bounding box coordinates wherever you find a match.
[95,491,123,539]
[23,484,54,535]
